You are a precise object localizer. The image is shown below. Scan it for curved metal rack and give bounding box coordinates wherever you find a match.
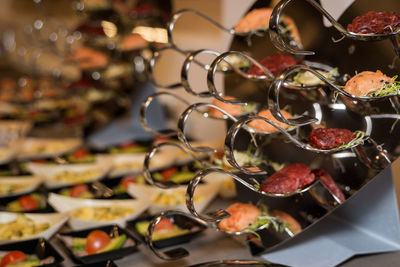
[143,141,212,189]
[146,209,292,261]
[185,168,344,224]
[140,91,191,137]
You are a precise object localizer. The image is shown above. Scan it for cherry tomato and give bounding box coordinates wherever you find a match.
[72,149,89,159]
[86,230,111,255]
[216,151,225,159]
[120,141,137,149]
[18,195,39,211]
[161,168,178,181]
[0,251,27,267]
[155,218,174,231]
[70,184,89,197]
[121,177,136,189]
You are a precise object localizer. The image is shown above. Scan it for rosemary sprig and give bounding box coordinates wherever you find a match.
[332,91,339,103]
[331,130,366,151]
[245,214,285,241]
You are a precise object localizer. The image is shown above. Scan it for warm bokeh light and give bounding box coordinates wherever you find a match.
[132,26,168,43]
[101,20,117,38]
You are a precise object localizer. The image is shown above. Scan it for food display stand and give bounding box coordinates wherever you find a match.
[0,0,399,266]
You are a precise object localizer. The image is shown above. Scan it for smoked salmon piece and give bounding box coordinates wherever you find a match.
[234,8,301,44]
[248,109,292,133]
[120,33,148,51]
[209,96,243,118]
[344,70,393,96]
[218,202,261,233]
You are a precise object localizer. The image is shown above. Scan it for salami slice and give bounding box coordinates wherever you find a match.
[260,163,315,194]
[309,128,354,149]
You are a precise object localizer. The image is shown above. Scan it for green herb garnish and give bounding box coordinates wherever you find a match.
[242,102,258,114]
[366,76,400,97]
[331,130,367,151]
[244,204,285,240]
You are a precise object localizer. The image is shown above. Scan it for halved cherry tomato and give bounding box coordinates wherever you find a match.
[18,195,39,211]
[0,250,27,267]
[161,168,178,181]
[72,149,89,159]
[155,218,174,231]
[121,177,137,189]
[86,230,111,255]
[70,184,89,197]
[216,151,225,159]
[120,141,137,149]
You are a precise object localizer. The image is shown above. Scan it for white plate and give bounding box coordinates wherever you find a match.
[48,193,150,230]
[0,176,43,198]
[0,212,69,244]
[27,156,112,189]
[127,181,221,215]
[108,152,175,178]
[15,138,82,160]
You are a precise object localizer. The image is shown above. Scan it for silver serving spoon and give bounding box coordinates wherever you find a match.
[140,91,191,137]
[149,47,255,93]
[140,92,258,138]
[207,51,340,104]
[177,102,260,154]
[143,142,212,189]
[146,210,291,261]
[270,65,399,103]
[227,110,390,170]
[186,168,343,223]
[227,114,368,156]
[269,0,400,56]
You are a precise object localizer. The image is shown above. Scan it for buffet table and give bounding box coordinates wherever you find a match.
[47,196,400,267]
[1,0,400,266]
